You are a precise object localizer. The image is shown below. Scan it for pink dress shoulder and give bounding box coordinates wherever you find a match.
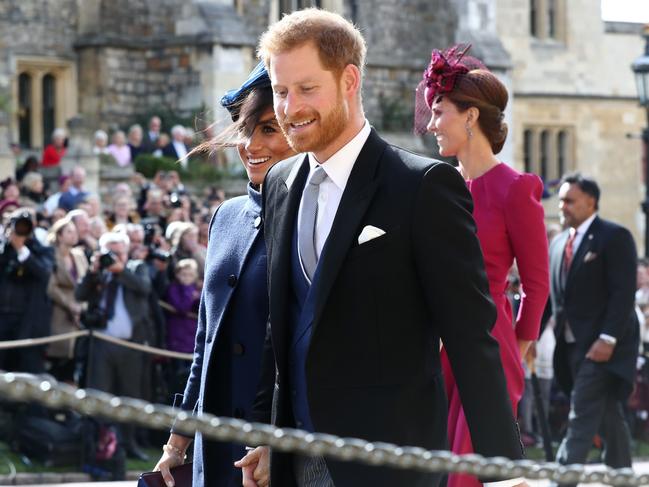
[442,163,550,487]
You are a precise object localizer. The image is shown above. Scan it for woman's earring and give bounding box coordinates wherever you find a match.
[465,124,473,139]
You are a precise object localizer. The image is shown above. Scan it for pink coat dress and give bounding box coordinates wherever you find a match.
[442,163,550,486]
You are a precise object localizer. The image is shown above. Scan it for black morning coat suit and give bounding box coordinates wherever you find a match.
[550,216,639,399]
[251,129,524,487]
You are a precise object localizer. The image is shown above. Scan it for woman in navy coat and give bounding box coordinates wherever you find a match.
[154,62,295,487]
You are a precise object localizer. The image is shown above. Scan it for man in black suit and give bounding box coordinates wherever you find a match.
[141,115,162,154]
[236,9,527,487]
[550,173,638,486]
[76,231,154,461]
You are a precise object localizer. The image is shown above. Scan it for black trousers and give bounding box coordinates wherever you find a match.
[0,314,45,374]
[553,344,632,487]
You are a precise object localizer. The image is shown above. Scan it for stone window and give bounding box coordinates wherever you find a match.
[279,0,321,15]
[11,58,77,149]
[522,126,574,182]
[17,73,32,148]
[42,74,56,147]
[529,0,565,42]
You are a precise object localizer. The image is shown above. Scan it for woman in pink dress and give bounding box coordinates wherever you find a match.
[417,46,550,486]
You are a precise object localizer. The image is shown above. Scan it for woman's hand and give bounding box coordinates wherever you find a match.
[153,435,191,487]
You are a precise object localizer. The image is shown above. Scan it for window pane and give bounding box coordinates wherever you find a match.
[524,129,533,173]
[18,73,32,148]
[547,0,556,38]
[42,74,56,147]
[540,130,549,181]
[557,130,566,177]
[530,0,537,37]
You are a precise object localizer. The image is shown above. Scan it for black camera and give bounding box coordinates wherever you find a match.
[150,248,170,263]
[10,211,34,237]
[169,192,182,208]
[98,251,116,270]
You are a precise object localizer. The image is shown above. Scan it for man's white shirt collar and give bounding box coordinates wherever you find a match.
[307,120,371,190]
[573,212,597,237]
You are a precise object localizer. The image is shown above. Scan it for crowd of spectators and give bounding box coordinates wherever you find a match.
[0,117,228,462]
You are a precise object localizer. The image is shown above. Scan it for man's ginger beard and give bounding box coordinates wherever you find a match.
[278,88,349,156]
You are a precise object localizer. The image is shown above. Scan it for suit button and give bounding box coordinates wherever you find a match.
[296,420,303,428]
[227,274,237,287]
[233,343,245,355]
[291,389,297,396]
[234,408,245,419]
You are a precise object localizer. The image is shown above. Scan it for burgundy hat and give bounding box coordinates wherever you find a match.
[413,44,485,135]
[0,199,19,216]
[58,174,71,186]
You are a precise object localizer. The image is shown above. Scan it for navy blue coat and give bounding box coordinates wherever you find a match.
[177,184,269,487]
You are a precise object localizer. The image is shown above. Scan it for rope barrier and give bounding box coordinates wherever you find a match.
[0,331,193,361]
[0,331,88,350]
[0,372,646,485]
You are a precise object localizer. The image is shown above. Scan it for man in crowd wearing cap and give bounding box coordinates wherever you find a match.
[43,174,72,216]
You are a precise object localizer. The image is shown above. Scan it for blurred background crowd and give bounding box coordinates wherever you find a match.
[0,117,228,468]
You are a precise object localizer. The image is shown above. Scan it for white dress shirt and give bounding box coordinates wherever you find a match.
[297,120,371,263]
[570,212,597,256]
[104,277,133,340]
[172,140,188,168]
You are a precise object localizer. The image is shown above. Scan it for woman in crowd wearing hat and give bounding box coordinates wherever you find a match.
[46,216,88,383]
[153,61,295,487]
[416,45,549,486]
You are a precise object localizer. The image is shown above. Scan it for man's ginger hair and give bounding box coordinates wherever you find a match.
[258,8,367,79]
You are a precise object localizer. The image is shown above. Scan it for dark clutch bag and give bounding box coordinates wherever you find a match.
[138,462,193,487]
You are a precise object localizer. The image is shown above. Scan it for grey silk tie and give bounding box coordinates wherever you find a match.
[299,165,328,281]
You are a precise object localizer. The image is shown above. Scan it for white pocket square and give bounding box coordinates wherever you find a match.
[584,251,598,263]
[358,225,386,245]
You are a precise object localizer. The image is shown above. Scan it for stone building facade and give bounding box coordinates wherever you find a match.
[496,0,646,249]
[0,0,460,177]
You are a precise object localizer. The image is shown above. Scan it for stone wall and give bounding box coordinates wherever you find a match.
[352,0,458,128]
[496,0,642,97]
[0,0,78,56]
[513,96,645,246]
[77,43,204,129]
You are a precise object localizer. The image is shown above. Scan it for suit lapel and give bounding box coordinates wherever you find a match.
[311,130,385,332]
[269,156,310,365]
[566,216,600,285]
[552,231,569,294]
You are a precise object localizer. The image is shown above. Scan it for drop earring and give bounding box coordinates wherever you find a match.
[465,123,473,139]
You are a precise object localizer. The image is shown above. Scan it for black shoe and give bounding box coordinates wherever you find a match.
[126,445,150,462]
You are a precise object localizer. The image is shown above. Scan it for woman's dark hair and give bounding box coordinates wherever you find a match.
[437,69,508,154]
[190,86,274,157]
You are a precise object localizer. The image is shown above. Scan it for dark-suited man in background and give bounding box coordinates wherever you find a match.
[237,9,527,487]
[550,173,639,486]
[76,231,154,462]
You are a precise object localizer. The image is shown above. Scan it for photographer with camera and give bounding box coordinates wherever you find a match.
[0,208,54,373]
[75,231,154,461]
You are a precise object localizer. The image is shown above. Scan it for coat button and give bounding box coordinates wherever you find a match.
[254,216,262,228]
[233,343,245,355]
[227,274,237,287]
[234,408,245,419]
